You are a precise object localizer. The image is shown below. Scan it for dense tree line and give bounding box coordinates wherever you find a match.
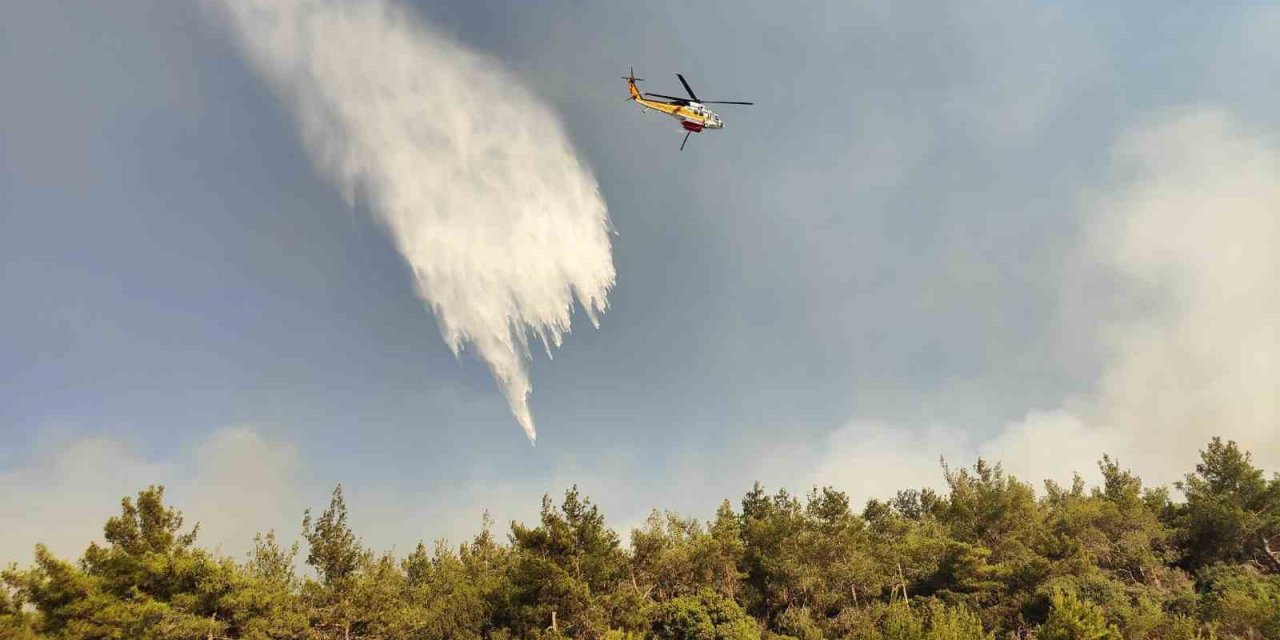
[3,437,1278,639]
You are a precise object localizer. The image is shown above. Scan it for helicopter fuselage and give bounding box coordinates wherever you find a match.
[624,71,749,150]
[638,97,724,132]
[626,79,723,132]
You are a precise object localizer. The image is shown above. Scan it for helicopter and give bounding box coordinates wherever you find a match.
[623,69,753,150]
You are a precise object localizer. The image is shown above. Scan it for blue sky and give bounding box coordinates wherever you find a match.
[3,0,1279,562]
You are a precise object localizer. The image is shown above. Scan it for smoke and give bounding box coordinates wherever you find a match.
[0,437,170,565]
[0,427,299,565]
[817,108,1280,497]
[1004,108,1280,484]
[214,0,615,442]
[1076,108,1280,480]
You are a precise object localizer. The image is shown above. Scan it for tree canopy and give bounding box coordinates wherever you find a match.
[3,437,1278,639]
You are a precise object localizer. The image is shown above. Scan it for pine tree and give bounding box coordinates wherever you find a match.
[302,484,373,640]
[509,486,628,637]
[1175,438,1280,573]
[1037,590,1120,640]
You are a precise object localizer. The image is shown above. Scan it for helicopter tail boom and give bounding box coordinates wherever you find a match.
[622,67,644,100]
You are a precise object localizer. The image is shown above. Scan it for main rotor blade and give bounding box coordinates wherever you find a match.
[680,130,692,151]
[700,100,754,105]
[676,74,701,101]
[644,92,690,103]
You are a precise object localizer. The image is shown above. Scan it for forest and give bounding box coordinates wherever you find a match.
[2,437,1278,640]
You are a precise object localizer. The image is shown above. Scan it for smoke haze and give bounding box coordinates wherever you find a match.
[817,108,1280,496]
[1081,108,1280,478]
[215,0,615,442]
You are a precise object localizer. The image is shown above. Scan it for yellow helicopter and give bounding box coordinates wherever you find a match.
[623,68,753,150]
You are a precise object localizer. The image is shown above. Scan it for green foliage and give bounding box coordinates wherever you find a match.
[880,602,927,640]
[864,600,991,640]
[5,438,1278,640]
[631,510,720,601]
[300,484,379,639]
[400,519,511,640]
[649,589,760,640]
[302,484,366,586]
[772,606,820,640]
[6,487,236,640]
[1175,439,1280,575]
[220,532,308,639]
[1038,589,1121,640]
[508,486,629,637]
[1196,564,1280,639]
[922,601,991,640]
[0,574,42,640]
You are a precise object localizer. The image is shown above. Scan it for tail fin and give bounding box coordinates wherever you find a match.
[622,67,644,100]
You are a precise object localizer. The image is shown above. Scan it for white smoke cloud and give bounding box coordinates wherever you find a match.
[0,424,610,567]
[0,427,299,566]
[1082,108,1280,479]
[213,0,615,442]
[185,428,302,556]
[817,107,1280,497]
[0,436,170,565]
[813,423,971,502]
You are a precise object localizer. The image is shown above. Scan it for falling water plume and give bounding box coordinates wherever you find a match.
[216,0,616,442]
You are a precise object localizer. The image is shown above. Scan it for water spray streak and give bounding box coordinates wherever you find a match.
[217,0,615,442]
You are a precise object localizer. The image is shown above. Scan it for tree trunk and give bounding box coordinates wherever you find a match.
[629,570,652,598]
[1263,535,1280,573]
[897,562,910,607]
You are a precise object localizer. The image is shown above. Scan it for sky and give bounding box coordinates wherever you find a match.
[2,0,1279,564]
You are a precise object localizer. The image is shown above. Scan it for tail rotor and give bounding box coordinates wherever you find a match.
[622,67,644,101]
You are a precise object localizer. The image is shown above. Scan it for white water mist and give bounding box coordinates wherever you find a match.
[216,0,615,442]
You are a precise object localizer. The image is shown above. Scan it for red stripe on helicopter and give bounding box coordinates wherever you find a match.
[681,121,704,132]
